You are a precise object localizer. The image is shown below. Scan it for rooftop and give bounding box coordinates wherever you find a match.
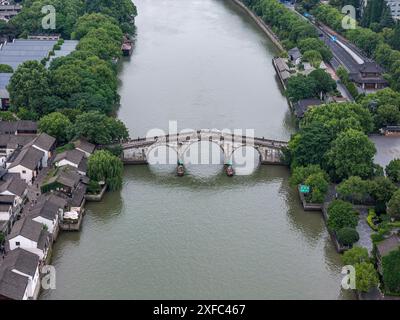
[73,139,95,155]
[0,175,27,197]
[293,99,324,118]
[33,132,56,151]
[8,218,47,246]
[8,146,44,170]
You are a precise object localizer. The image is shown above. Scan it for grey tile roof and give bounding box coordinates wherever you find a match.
[73,139,95,155]
[54,149,85,167]
[0,134,36,149]
[8,218,45,243]
[44,165,89,189]
[0,121,37,134]
[0,269,28,300]
[0,175,27,197]
[288,47,302,61]
[0,248,39,278]
[294,99,323,118]
[29,194,66,221]
[9,146,44,170]
[33,133,56,151]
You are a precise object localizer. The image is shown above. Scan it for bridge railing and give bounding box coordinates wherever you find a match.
[122,129,288,149]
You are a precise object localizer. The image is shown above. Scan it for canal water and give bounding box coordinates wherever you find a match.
[42,0,353,299]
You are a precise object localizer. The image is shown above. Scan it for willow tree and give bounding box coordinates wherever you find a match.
[88,150,123,191]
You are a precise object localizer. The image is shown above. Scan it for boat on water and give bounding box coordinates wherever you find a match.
[177,160,185,177]
[121,35,133,56]
[225,162,234,177]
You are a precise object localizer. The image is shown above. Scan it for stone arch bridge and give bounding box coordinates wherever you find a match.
[121,130,288,166]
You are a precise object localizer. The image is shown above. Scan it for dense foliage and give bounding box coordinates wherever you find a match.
[382,249,400,294]
[70,111,129,145]
[388,190,400,220]
[342,246,370,265]
[327,200,358,232]
[386,159,400,183]
[38,112,71,143]
[88,150,124,191]
[355,262,380,293]
[336,227,359,246]
[286,69,336,102]
[6,0,136,147]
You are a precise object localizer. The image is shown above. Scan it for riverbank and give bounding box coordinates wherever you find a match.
[42,0,351,300]
[231,0,285,52]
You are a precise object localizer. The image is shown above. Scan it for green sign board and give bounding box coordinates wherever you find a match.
[300,185,310,193]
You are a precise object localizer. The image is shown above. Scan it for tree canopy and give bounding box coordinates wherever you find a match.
[325,129,376,181]
[87,150,124,191]
[38,112,71,144]
[71,111,129,145]
[327,200,358,232]
[382,249,400,294]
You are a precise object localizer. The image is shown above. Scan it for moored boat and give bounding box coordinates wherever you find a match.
[225,162,234,177]
[121,35,133,56]
[177,160,185,177]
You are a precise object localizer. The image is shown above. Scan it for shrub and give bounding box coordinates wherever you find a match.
[327,200,358,232]
[342,247,370,265]
[337,227,360,246]
[367,209,379,231]
[382,249,400,294]
[355,262,379,293]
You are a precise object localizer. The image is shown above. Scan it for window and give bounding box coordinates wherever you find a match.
[22,170,26,174]
[15,241,20,246]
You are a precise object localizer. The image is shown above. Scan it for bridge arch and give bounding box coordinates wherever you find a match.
[180,140,225,164]
[146,143,179,165]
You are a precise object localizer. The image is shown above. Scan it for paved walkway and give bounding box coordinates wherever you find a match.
[355,208,374,253]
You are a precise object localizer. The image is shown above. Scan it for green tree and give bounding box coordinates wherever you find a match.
[355,262,379,293]
[72,13,122,40]
[38,112,71,143]
[304,172,329,203]
[8,61,50,115]
[289,122,332,167]
[0,64,13,73]
[337,176,370,204]
[71,111,129,145]
[382,249,400,294]
[342,246,370,265]
[387,189,400,220]
[386,159,400,183]
[375,104,400,128]
[302,103,374,137]
[308,69,337,96]
[87,150,124,191]
[84,0,137,34]
[298,37,333,61]
[327,200,358,232]
[336,227,359,246]
[326,129,376,181]
[302,49,323,68]
[289,164,328,186]
[369,176,397,205]
[286,74,317,102]
[0,111,16,121]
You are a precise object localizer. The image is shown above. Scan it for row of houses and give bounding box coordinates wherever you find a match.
[0,120,96,300]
